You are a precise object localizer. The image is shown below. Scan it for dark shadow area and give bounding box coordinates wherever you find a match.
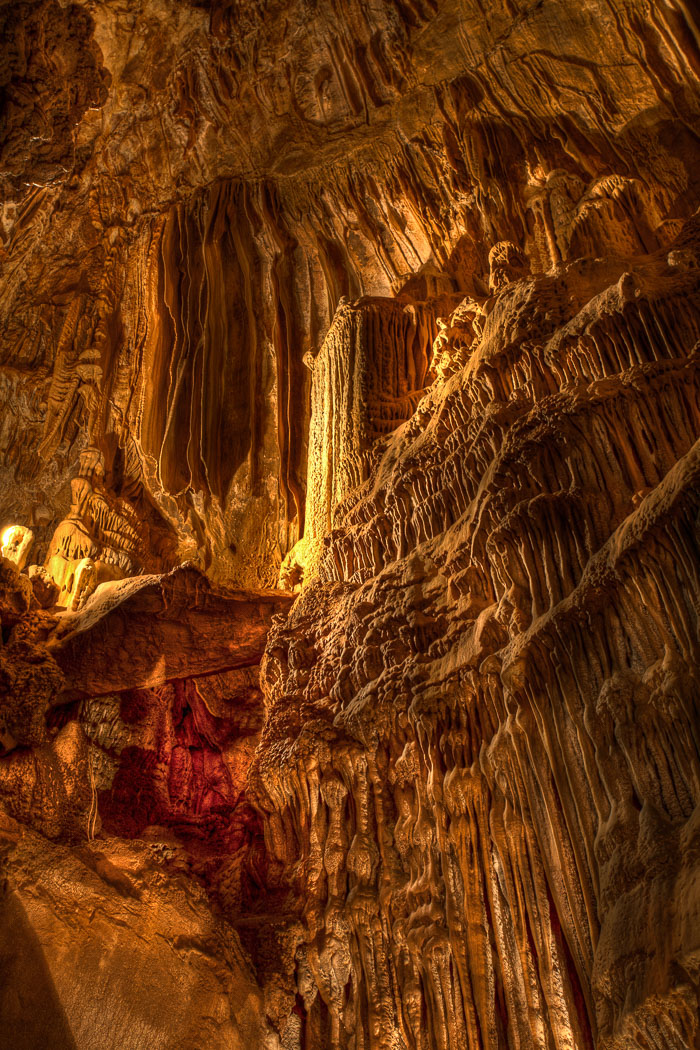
[0,889,77,1050]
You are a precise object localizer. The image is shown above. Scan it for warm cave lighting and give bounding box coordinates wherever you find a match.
[1,0,699,1046]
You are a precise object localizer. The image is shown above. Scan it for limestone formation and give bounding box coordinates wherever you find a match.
[26,565,59,609]
[302,296,452,579]
[1,525,33,571]
[43,448,154,608]
[255,222,700,1050]
[0,0,699,1048]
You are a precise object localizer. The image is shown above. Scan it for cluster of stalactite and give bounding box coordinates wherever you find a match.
[302,294,458,579]
[252,215,700,1050]
[1,0,699,588]
[1,1,700,1046]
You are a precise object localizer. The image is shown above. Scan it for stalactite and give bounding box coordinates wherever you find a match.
[255,219,700,1050]
[0,0,699,1046]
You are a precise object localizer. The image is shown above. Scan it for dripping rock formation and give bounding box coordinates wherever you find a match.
[1,0,700,1048]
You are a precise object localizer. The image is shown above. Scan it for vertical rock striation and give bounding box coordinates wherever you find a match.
[302,295,452,579]
[254,226,700,1049]
[2,0,699,583]
[0,0,699,1047]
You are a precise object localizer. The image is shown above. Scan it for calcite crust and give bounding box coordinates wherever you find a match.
[0,1,699,1048]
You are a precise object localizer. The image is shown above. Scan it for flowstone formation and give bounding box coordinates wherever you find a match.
[257,223,700,1050]
[0,0,700,1048]
[43,448,151,608]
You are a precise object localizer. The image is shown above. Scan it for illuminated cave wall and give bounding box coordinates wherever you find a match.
[0,1,699,1049]
[2,0,699,583]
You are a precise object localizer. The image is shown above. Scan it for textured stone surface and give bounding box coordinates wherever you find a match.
[0,0,700,1047]
[0,813,276,1050]
[0,564,299,1045]
[2,0,699,583]
[254,223,700,1049]
[49,564,294,697]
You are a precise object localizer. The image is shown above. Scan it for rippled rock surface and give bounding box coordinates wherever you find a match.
[0,1,699,1047]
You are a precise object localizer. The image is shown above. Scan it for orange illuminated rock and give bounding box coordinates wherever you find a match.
[254,224,700,1050]
[0,0,699,1047]
[0,812,277,1050]
[48,566,295,699]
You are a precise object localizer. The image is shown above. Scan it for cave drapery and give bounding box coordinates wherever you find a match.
[0,1,700,1048]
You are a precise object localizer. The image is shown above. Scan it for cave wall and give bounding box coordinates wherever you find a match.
[2,0,699,583]
[255,226,700,1049]
[0,1,700,1048]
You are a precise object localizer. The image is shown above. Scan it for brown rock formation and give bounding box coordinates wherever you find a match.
[255,225,700,1050]
[49,565,294,697]
[0,0,700,1047]
[1,812,276,1050]
[0,561,298,1044]
[2,0,698,582]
